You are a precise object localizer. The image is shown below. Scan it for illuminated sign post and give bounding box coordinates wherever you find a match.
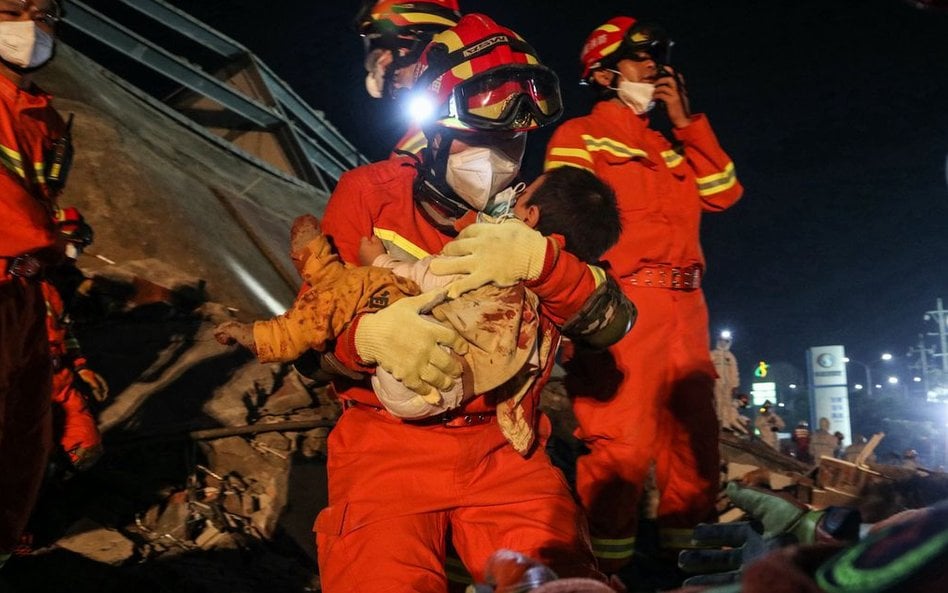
[750,381,776,407]
[806,345,853,446]
[749,360,775,406]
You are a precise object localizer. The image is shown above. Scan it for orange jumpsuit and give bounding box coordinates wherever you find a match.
[315,156,602,592]
[0,75,66,553]
[545,101,743,567]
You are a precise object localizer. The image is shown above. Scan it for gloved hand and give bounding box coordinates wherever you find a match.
[725,482,860,544]
[214,321,257,353]
[678,521,795,586]
[76,367,109,403]
[354,291,468,398]
[428,219,549,299]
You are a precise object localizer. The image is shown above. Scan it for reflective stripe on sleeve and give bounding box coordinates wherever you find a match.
[661,149,685,168]
[581,135,649,160]
[372,228,431,261]
[588,264,607,288]
[696,162,738,196]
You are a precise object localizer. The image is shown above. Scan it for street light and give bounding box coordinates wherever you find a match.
[844,353,893,397]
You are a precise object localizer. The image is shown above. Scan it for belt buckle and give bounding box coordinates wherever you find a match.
[9,254,41,278]
[682,264,700,290]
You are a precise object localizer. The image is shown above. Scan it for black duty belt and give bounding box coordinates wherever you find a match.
[1,254,44,280]
[624,264,702,291]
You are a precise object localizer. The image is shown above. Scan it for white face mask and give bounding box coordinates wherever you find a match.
[608,70,655,115]
[64,242,80,260]
[0,21,54,69]
[445,145,521,211]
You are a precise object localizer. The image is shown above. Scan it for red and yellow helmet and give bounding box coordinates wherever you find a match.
[579,16,673,83]
[54,206,93,247]
[355,0,461,40]
[409,13,563,132]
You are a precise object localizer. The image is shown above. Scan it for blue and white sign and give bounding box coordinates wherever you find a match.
[806,345,853,446]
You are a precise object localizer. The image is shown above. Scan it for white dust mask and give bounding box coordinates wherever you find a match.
[608,70,655,115]
[445,146,520,211]
[0,21,54,69]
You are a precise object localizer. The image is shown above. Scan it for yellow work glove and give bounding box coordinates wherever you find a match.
[428,219,549,299]
[76,367,109,403]
[354,291,468,399]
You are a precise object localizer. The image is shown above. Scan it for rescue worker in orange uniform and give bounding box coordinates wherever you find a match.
[43,207,106,472]
[0,0,69,570]
[544,16,743,569]
[355,0,461,156]
[312,14,632,591]
[217,169,625,456]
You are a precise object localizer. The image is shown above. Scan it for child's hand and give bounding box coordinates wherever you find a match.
[214,321,256,353]
[358,235,386,266]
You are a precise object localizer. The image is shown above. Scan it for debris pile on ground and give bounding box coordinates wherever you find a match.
[3,261,336,593]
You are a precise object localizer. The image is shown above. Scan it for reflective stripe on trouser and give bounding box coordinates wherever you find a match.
[314,405,600,592]
[0,279,52,553]
[659,528,697,551]
[591,535,636,562]
[567,287,719,570]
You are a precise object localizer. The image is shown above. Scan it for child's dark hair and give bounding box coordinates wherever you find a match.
[527,167,621,263]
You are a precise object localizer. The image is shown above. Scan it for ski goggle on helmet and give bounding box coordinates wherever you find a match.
[406,13,563,132]
[579,16,673,84]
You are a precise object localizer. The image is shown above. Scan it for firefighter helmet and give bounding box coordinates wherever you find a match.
[55,206,93,247]
[409,13,563,132]
[355,0,461,39]
[579,16,673,83]
[356,1,462,99]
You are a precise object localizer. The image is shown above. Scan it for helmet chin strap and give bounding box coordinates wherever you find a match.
[383,38,428,99]
[413,127,471,218]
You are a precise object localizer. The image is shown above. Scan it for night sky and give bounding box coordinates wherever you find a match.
[170,0,948,387]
